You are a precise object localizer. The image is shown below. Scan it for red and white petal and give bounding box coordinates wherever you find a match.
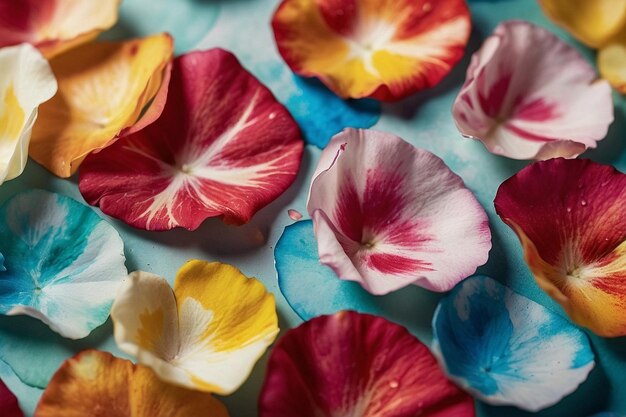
[271,0,471,101]
[259,311,475,417]
[79,48,304,231]
[495,158,626,337]
[307,129,491,295]
[453,20,613,160]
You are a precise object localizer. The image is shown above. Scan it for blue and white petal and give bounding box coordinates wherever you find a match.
[432,276,594,412]
[0,190,127,339]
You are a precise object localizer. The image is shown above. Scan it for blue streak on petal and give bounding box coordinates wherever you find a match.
[432,276,595,412]
[0,190,126,340]
[0,253,4,272]
[285,77,381,149]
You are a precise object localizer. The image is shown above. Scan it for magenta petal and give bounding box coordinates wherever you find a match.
[259,311,475,417]
[0,380,23,417]
[79,48,304,231]
[307,128,491,295]
[452,20,613,160]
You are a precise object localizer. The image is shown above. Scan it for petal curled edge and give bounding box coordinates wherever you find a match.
[452,20,613,160]
[495,158,626,337]
[0,43,56,184]
[34,350,230,417]
[432,276,595,411]
[307,128,491,295]
[260,311,475,417]
[79,48,304,231]
[111,260,279,394]
[29,33,174,177]
[272,0,471,101]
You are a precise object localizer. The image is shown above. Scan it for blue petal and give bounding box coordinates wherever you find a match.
[0,190,127,339]
[275,220,441,342]
[285,77,381,148]
[432,276,595,412]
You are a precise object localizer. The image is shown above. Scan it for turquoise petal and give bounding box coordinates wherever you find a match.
[432,276,595,412]
[285,77,381,148]
[0,190,127,339]
[275,220,440,342]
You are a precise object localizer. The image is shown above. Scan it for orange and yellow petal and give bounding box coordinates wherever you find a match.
[495,158,626,337]
[34,350,229,417]
[272,0,470,101]
[0,0,121,58]
[111,261,279,395]
[538,0,626,48]
[29,33,173,177]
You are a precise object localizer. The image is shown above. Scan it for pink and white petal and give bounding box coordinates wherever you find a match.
[259,311,475,417]
[307,129,491,295]
[453,20,613,160]
[79,48,304,231]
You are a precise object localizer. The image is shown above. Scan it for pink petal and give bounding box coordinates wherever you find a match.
[0,380,23,417]
[259,311,475,417]
[452,20,613,160]
[79,48,304,231]
[307,128,491,295]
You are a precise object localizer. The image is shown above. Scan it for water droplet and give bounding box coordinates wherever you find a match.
[566,207,572,213]
[268,112,276,120]
[389,380,399,389]
[422,2,432,12]
[287,209,303,221]
[581,200,587,207]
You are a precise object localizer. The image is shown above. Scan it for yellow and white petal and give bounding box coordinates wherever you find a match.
[0,44,56,184]
[539,0,626,48]
[29,33,173,177]
[111,261,279,395]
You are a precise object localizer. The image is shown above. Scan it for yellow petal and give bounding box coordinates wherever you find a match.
[599,38,626,93]
[539,0,626,48]
[34,350,230,417]
[111,261,279,395]
[29,33,173,177]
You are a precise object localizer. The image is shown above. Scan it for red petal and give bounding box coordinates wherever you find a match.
[259,311,474,417]
[0,380,23,417]
[79,48,304,231]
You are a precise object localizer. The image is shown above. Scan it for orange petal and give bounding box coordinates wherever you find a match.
[0,0,121,58]
[29,33,173,177]
[272,0,471,101]
[538,0,626,48]
[34,350,229,417]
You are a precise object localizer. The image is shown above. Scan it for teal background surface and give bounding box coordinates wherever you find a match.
[0,0,625,416]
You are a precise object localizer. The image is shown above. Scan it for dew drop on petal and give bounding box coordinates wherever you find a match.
[389,380,399,389]
[566,207,572,213]
[581,200,587,207]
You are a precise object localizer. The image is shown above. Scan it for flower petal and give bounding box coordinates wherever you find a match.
[111,260,279,394]
[495,158,626,337]
[34,350,230,417]
[260,311,475,417]
[307,128,491,295]
[0,379,23,417]
[271,0,471,101]
[29,33,174,178]
[0,0,120,58]
[599,37,626,93]
[0,43,57,184]
[452,20,613,160]
[432,276,594,411]
[538,0,626,48]
[0,190,127,339]
[79,48,304,230]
